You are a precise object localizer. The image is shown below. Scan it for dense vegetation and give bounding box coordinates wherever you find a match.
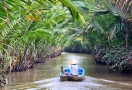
[0,0,132,86]
[0,0,85,86]
[65,0,132,73]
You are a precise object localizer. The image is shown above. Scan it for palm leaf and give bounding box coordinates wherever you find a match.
[59,0,86,25]
[27,29,52,40]
[109,0,132,21]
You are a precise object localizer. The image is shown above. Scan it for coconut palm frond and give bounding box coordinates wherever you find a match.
[109,0,132,22]
[59,0,86,25]
[92,21,105,33]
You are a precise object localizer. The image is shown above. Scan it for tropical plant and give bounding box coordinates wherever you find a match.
[0,0,86,86]
[63,0,132,73]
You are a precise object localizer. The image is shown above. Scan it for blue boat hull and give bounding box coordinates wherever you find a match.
[60,67,85,81]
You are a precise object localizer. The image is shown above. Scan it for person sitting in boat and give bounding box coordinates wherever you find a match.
[68,59,78,76]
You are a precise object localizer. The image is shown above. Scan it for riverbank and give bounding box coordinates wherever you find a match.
[0,46,63,87]
[65,44,132,73]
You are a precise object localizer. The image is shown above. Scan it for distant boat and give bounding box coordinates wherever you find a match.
[60,66,85,81]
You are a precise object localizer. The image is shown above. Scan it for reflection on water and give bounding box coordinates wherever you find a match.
[2,52,132,90]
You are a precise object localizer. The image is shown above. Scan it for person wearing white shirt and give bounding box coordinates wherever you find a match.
[69,59,78,76]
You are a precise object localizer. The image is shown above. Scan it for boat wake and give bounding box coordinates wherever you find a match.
[5,76,132,90]
[33,76,120,90]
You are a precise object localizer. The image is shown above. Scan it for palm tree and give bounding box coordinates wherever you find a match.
[109,0,132,53]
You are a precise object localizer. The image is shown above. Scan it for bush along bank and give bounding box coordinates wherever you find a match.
[93,44,132,73]
[0,46,63,86]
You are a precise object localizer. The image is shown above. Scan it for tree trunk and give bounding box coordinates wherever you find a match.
[125,22,129,54]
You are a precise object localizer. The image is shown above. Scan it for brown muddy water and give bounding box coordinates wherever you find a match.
[1,52,132,90]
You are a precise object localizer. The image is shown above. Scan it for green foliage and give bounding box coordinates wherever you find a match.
[119,60,130,71]
[59,0,86,25]
[0,0,87,85]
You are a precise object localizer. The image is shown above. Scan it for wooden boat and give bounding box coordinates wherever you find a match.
[60,66,85,81]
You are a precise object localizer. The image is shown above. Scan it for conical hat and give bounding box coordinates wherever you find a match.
[69,59,77,64]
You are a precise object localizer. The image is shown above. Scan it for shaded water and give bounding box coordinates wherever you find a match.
[2,52,132,90]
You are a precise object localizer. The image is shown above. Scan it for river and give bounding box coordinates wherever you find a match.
[2,52,132,90]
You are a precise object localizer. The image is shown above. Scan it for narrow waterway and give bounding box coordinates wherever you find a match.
[2,52,132,90]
